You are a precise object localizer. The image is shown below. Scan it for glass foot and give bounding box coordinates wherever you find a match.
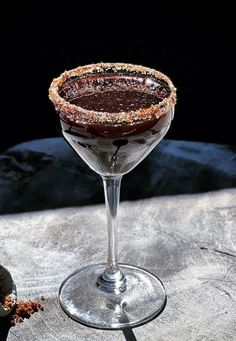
[59,264,166,329]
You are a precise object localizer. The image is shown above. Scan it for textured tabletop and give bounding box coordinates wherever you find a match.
[0,138,236,340]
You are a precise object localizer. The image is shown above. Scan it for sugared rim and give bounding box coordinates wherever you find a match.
[48,63,176,125]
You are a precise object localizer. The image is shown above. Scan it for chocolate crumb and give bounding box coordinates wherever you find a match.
[6,299,43,326]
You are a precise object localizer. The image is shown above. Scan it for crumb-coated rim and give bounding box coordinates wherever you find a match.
[48,63,176,125]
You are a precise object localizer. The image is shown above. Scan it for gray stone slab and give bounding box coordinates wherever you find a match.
[0,189,236,340]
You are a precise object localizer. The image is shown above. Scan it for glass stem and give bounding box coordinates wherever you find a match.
[97,175,127,293]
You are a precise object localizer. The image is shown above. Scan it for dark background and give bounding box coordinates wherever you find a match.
[1,4,235,152]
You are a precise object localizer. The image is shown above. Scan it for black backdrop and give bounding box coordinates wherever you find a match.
[1,4,235,151]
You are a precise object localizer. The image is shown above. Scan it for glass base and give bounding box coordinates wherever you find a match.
[59,264,166,330]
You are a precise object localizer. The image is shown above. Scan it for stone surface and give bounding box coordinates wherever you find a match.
[0,138,235,214]
[0,138,236,340]
[0,189,236,340]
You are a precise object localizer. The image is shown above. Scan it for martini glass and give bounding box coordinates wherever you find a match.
[49,63,176,329]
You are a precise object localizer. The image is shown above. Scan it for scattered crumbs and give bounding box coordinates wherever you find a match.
[9,300,44,326]
[0,295,44,326]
